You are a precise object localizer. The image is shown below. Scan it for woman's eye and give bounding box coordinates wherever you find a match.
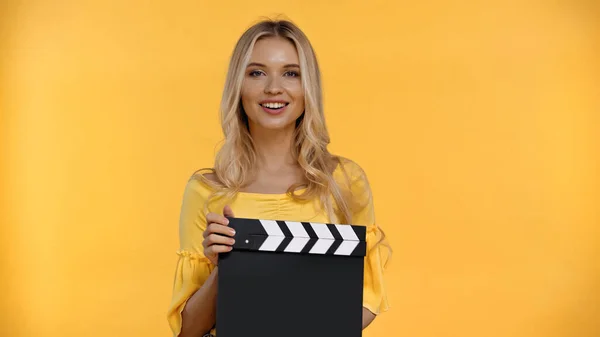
[249,70,263,77]
[284,71,299,77]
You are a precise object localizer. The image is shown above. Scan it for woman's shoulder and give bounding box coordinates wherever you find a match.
[182,168,219,199]
[182,157,371,197]
[332,156,374,219]
[334,156,371,187]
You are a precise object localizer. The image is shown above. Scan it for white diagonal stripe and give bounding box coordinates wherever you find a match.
[310,223,334,239]
[260,219,284,236]
[309,238,334,254]
[334,240,360,255]
[259,236,285,251]
[335,224,359,241]
[284,237,310,252]
[285,221,309,238]
[258,219,285,251]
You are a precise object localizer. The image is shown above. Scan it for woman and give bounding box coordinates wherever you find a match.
[167,18,391,337]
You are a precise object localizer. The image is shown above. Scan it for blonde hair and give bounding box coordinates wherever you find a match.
[194,18,376,231]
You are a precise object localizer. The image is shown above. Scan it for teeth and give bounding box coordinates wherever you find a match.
[262,102,286,109]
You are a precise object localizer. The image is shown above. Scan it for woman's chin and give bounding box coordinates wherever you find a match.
[249,119,296,133]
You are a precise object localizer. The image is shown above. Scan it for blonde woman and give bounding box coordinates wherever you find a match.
[167,18,391,337]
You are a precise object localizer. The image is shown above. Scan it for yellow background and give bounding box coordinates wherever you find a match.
[1,1,598,337]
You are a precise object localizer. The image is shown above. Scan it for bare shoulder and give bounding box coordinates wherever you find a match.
[201,172,220,184]
[189,167,222,188]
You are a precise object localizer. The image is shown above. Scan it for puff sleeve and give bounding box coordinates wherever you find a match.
[166,178,216,336]
[348,164,392,315]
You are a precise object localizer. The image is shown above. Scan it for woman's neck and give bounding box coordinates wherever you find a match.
[250,125,298,171]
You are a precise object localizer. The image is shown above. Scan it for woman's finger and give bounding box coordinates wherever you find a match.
[205,233,235,246]
[223,205,235,218]
[206,212,230,227]
[205,244,233,256]
[202,222,233,238]
[205,223,235,237]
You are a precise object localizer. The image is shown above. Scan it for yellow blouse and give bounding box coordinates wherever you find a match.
[166,160,391,336]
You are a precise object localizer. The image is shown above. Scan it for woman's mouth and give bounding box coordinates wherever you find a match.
[259,102,289,115]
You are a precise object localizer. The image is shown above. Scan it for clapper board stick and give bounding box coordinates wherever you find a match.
[216,217,367,337]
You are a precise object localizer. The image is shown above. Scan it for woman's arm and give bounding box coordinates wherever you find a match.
[179,204,234,337]
[179,267,219,337]
[362,307,376,329]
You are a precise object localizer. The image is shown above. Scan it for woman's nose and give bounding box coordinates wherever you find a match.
[264,76,283,95]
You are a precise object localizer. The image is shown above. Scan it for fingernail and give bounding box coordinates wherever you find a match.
[230,229,236,235]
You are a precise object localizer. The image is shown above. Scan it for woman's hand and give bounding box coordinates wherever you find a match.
[202,205,236,266]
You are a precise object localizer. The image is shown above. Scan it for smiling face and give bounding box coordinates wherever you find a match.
[240,36,305,134]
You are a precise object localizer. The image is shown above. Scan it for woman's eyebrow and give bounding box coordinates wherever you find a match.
[246,62,300,68]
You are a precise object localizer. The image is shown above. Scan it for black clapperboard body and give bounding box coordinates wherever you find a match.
[216,217,367,337]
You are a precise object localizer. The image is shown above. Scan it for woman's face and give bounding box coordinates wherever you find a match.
[241,36,305,133]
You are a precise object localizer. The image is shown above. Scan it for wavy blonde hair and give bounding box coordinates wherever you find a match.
[195,18,368,227]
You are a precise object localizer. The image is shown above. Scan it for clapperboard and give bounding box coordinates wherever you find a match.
[216,217,367,337]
